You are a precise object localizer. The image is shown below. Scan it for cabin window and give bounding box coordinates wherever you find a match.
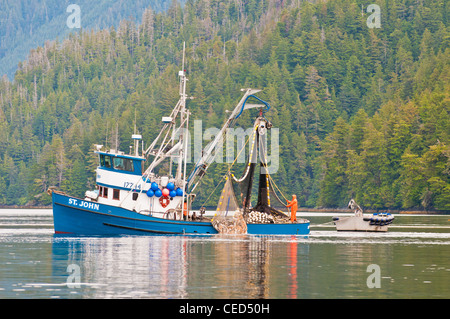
[100,154,137,173]
[132,193,139,201]
[99,186,108,198]
[124,159,134,171]
[113,157,134,172]
[113,189,120,200]
[101,155,111,168]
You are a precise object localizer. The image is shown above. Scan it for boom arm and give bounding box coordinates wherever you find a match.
[185,88,264,194]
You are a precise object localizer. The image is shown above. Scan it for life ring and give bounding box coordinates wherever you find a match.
[159,195,170,208]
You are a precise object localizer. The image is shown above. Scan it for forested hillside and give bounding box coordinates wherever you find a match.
[0,0,448,210]
[0,0,178,79]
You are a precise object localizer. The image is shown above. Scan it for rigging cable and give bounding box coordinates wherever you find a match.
[199,124,255,209]
[258,137,289,205]
[186,95,270,191]
[198,174,227,210]
[229,124,258,182]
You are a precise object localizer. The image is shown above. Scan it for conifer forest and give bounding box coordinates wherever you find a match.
[0,0,448,211]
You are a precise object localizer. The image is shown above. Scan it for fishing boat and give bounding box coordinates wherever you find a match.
[332,199,394,232]
[49,44,310,236]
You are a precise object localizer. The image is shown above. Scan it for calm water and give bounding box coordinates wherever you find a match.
[0,209,449,299]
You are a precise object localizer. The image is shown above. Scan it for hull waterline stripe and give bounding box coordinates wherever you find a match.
[103,222,184,234]
[53,201,213,226]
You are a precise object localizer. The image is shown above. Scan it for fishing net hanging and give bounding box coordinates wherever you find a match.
[211,176,247,234]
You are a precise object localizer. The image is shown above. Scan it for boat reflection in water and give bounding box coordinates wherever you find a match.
[51,234,310,299]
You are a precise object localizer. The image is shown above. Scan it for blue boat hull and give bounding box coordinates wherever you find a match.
[52,192,309,235]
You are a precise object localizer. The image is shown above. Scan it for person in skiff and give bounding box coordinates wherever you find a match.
[286,195,298,222]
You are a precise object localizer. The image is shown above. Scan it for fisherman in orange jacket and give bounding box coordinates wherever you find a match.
[286,195,298,222]
[183,199,188,221]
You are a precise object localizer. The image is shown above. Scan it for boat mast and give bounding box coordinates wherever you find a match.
[177,41,187,181]
[178,42,190,210]
[143,42,189,178]
[119,43,190,207]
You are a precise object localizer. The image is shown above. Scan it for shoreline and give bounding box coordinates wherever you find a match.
[1,205,448,215]
[298,207,450,215]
